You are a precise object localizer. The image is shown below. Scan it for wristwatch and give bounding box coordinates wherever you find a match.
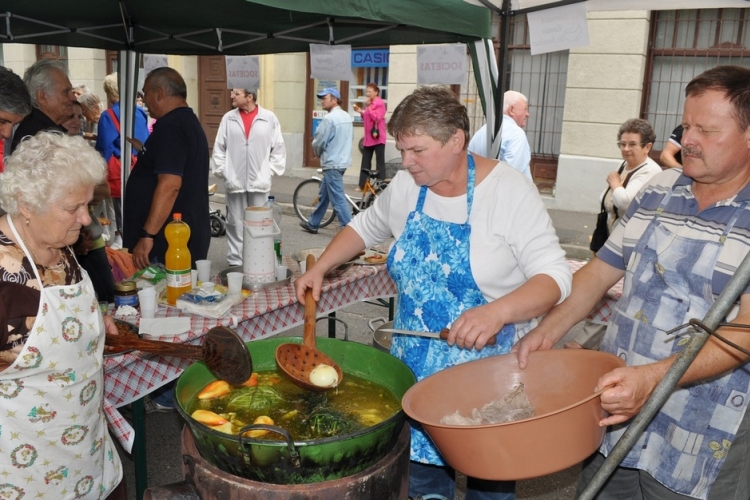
[140,229,157,239]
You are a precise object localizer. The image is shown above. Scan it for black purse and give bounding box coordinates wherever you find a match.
[590,162,626,253]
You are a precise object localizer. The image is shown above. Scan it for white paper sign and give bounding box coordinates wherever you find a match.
[143,54,169,74]
[527,2,589,56]
[225,56,260,90]
[310,44,352,81]
[417,44,467,85]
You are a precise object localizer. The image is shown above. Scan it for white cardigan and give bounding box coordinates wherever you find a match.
[603,156,662,229]
[349,161,572,305]
[212,106,286,193]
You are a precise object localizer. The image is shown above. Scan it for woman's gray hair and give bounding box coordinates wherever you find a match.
[23,59,68,108]
[0,132,105,216]
[618,118,656,145]
[77,92,101,114]
[387,85,470,146]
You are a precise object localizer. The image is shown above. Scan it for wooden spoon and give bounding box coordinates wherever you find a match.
[105,325,252,385]
[275,254,344,391]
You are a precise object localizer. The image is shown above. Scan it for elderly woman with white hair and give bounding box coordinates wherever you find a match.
[0,132,125,499]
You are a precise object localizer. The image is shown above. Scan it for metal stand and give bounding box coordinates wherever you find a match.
[579,250,750,499]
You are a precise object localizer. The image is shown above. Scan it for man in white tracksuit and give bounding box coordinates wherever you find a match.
[212,89,286,266]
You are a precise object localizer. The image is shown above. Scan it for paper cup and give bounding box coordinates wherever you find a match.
[276,265,288,281]
[195,259,212,282]
[226,272,243,295]
[138,288,157,318]
[191,269,199,288]
[300,260,307,274]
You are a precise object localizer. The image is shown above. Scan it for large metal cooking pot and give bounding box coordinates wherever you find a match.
[175,336,415,484]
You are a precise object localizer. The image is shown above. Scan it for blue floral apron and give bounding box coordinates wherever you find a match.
[600,188,750,499]
[388,154,532,465]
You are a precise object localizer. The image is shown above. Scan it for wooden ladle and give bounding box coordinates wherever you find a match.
[105,325,253,385]
[275,254,344,391]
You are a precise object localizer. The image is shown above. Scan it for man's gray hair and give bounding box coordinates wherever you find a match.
[0,66,32,117]
[147,67,187,99]
[77,92,102,114]
[503,90,527,114]
[23,59,68,108]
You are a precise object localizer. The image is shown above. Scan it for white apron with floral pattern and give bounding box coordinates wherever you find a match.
[388,154,533,465]
[0,216,122,500]
[600,189,750,499]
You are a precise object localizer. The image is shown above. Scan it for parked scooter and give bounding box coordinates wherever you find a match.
[208,184,227,237]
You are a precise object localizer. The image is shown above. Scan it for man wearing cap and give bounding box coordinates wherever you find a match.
[299,87,353,234]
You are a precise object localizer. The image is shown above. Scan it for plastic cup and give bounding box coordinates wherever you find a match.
[191,269,198,288]
[276,265,288,281]
[138,288,157,318]
[226,272,243,295]
[195,259,212,282]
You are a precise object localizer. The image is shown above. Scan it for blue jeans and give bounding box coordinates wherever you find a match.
[409,462,515,500]
[308,168,351,228]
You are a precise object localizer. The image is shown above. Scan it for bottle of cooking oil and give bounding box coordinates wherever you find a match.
[165,213,192,305]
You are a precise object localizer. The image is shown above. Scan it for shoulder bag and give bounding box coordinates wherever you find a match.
[589,161,626,253]
[105,108,138,198]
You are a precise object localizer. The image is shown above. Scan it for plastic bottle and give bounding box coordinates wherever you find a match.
[264,195,283,265]
[165,213,192,305]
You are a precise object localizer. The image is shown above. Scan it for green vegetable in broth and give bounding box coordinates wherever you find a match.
[226,385,283,412]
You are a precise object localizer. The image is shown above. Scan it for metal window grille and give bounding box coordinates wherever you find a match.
[644,9,750,152]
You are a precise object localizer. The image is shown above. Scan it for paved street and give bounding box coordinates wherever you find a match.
[116,170,592,499]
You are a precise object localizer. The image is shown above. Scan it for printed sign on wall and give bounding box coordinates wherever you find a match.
[143,54,169,74]
[417,44,467,85]
[310,44,352,81]
[226,56,261,90]
[527,2,590,56]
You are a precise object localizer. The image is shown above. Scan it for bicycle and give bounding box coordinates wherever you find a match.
[293,168,390,228]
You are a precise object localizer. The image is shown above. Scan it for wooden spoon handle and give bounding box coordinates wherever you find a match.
[105,333,204,360]
[303,254,318,349]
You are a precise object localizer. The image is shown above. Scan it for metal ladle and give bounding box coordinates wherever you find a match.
[275,254,344,391]
[105,325,253,385]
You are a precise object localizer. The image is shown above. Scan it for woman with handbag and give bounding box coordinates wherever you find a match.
[353,82,387,191]
[591,118,662,253]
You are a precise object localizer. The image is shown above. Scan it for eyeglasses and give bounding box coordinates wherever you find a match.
[616,142,646,150]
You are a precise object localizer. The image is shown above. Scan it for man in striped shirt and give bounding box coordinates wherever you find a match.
[516,65,750,500]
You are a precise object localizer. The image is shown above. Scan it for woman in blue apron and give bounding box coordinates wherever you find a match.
[295,86,572,500]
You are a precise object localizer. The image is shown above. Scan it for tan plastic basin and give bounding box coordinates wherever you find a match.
[401,349,624,480]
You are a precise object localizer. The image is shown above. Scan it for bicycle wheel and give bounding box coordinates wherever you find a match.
[293,179,336,228]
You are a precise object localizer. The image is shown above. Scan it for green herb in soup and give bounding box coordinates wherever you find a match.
[189,370,400,440]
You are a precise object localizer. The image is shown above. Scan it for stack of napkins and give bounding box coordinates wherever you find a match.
[175,284,250,319]
[139,317,191,338]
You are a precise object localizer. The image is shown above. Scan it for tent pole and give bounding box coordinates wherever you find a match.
[494,0,511,139]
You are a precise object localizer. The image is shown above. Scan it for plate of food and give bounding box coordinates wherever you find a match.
[105,319,140,357]
[352,249,388,265]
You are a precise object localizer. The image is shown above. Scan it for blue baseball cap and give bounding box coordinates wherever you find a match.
[316,87,341,100]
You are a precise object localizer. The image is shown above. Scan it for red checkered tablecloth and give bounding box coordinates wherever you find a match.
[103,260,396,451]
[567,259,623,322]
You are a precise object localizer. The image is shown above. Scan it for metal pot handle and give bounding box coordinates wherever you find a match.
[368,316,388,332]
[315,316,349,341]
[237,424,301,468]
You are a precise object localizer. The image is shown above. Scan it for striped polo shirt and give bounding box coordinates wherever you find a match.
[598,168,750,298]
